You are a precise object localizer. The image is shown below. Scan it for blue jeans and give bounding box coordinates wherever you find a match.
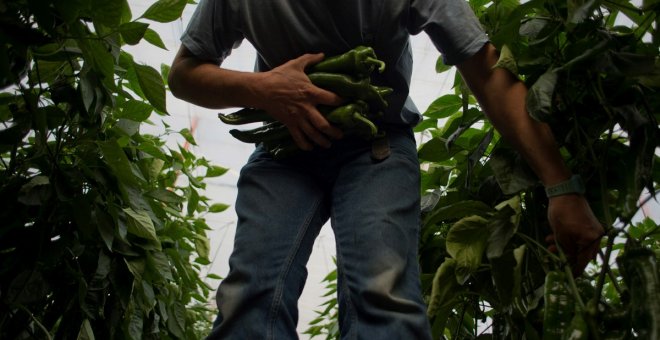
[206,127,432,340]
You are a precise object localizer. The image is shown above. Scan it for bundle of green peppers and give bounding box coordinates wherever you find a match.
[218,46,392,159]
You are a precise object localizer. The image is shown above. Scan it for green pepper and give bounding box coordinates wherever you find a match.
[322,102,367,126]
[229,121,289,144]
[563,312,589,340]
[262,137,300,160]
[322,102,378,140]
[543,270,575,340]
[307,45,386,78]
[374,85,393,98]
[218,108,273,125]
[617,246,660,340]
[350,112,378,139]
[307,72,389,111]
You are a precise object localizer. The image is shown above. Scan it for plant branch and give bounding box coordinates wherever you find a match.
[600,248,624,296]
[18,305,52,340]
[594,232,617,311]
[517,233,561,262]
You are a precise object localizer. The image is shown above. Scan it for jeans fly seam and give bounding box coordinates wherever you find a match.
[330,213,358,340]
[266,196,323,340]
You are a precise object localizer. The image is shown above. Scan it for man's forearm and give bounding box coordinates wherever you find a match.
[168,47,263,109]
[457,44,571,186]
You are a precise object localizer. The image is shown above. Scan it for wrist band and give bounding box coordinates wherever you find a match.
[545,175,585,197]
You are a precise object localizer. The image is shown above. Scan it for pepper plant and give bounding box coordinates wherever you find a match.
[0,0,225,339]
[417,0,660,338]
[307,0,660,338]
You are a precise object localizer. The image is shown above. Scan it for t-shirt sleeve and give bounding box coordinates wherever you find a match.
[180,0,244,64]
[408,0,489,65]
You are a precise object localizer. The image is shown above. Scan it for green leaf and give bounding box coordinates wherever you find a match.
[167,301,186,338]
[435,56,452,74]
[427,258,465,326]
[146,188,185,204]
[143,28,168,50]
[99,139,141,187]
[77,319,96,340]
[489,244,526,312]
[526,69,557,122]
[139,280,156,311]
[486,196,521,259]
[80,39,114,84]
[194,235,210,260]
[418,137,460,162]
[488,147,538,195]
[187,187,199,216]
[446,215,490,284]
[133,62,167,113]
[123,207,160,243]
[115,119,140,136]
[489,250,517,308]
[119,22,150,45]
[148,251,174,281]
[7,271,49,305]
[512,244,526,307]
[208,203,230,213]
[423,94,462,119]
[118,99,153,121]
[94,208,115,251]
[161,63,171,85]
[140,157,165,182]
[207,273,223,280]
[206,165,229,177]
[180,128,197,145]
[17,176,51,206]
[124,257,146,280]
[53,0,85,24]
[413,118,438,132]
[137,141,168,160]
[492,44,518,76]
[126,304,144,340]
[567,0,598,27]
[91,0,124,28]
[423,200,493,227]
[140,0,187,23]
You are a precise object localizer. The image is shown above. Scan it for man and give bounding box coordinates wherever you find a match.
[169,0,604,338]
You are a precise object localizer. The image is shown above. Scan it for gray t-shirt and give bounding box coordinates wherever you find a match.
[181,0,489,126]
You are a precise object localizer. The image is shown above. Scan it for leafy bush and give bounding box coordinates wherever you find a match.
[418,0,659,338]
[308,0,660,338]
[0,0,225,338]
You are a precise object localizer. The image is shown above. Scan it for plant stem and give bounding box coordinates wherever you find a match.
[517,233,561,262]
[18,305,53,340]
[594,232,617,309]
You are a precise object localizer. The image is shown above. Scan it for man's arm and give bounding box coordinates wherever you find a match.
[456,43,604,275]
[168,46,344,150]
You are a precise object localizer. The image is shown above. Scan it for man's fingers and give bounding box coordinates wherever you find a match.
[545,234,555,244]
[568,240,600,276]
[308,108,343,140]
[299,119,332,148]
[572,253,592,277]
[294,53,325,69]
[287,117,332,150]
[288,127,313,151]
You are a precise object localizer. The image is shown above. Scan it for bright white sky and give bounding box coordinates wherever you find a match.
[126,1,659,338]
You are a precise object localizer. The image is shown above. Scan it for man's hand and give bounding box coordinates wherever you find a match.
[258,53,344,150]
[545,194,605,276]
